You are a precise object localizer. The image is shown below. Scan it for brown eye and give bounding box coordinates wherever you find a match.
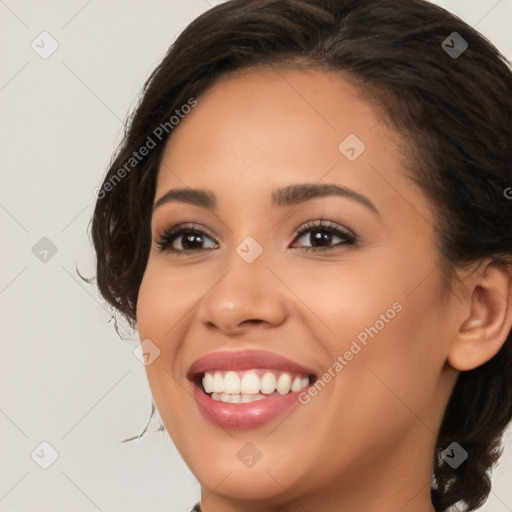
[155,224,218,253]
[291,220,356,252]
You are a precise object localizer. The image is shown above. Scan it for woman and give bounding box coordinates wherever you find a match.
[90,0,512,510]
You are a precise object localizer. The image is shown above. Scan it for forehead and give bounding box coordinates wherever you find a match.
[155,67,429,222]
[161,67,383,167]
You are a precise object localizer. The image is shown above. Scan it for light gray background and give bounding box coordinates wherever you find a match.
[1,1,511,511]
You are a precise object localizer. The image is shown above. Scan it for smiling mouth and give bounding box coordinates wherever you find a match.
[194,369,317,404]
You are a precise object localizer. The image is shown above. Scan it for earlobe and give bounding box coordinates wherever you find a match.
[448,259,512,372]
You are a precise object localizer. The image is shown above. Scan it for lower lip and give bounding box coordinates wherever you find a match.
[192,383,307,429]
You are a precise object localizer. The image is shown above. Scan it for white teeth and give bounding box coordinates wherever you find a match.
[223,371,240,394]
[202,373,214,393]
[201,369,311,400]
[260,372,276,394]
[291,375,302,392]
[212,372,223,393]
[211,392,267,403]
[276,373,292,395]
[240,372,260,394]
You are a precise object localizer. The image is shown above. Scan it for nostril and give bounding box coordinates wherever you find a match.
[243,319,263,326]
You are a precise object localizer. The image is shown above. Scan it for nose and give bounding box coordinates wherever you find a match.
[196,249,288,336]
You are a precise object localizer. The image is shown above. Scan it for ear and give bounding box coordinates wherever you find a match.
[448,259,512,371]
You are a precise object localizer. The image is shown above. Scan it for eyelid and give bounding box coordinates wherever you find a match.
[154,222,219,253]
[155,219,357,254]
[292,219,356,241]
[289,219,357,251]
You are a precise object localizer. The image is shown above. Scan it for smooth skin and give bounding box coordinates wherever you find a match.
[136,67,512,512]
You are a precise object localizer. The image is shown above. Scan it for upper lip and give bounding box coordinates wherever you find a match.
[187,349,317,380]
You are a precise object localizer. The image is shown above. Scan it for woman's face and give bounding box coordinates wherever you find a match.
[137,68,459,510]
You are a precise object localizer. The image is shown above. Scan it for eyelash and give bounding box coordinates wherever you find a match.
[154,220,357,255]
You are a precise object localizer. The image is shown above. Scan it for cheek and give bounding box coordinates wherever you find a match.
[288,249,448,426]
[277,256,403,354]
[136,263,190,401]
[136,259,204,339]
[329,277,448,436]
[136,263,199,443]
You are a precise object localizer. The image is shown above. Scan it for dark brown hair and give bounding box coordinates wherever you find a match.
[88,1,512,510]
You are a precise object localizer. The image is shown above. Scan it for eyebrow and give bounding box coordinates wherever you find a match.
[153,183,380,216]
